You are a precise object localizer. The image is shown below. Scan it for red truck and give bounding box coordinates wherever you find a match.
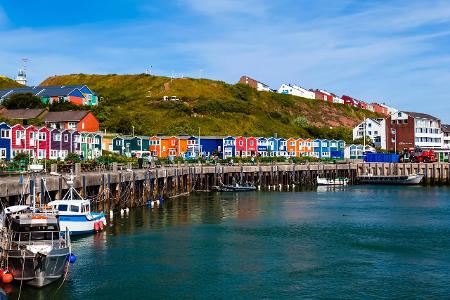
[399,147,437,163]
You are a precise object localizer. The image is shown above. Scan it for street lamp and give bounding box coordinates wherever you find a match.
[391,128,397,154]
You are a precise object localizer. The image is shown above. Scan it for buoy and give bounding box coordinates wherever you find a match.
[68,254,77,264]
[151,201,154,208]
[258,185,261,190]
[120,209,124,216]
[94,221,100,231]
[2,272,13,284]
[125,207,130,213]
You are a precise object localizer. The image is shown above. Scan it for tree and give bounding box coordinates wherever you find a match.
[353,136,374,146]
[49,101,85,112]
[2,93,43,109]
[293,116,310,128]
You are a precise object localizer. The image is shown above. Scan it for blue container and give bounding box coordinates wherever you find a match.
[364,153,399,163]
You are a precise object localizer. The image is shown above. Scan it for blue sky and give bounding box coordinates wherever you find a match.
[1,0,449,122]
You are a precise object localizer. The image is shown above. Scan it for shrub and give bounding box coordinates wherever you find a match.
[2,93,44,109]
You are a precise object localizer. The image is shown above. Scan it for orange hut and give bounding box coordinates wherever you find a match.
[296,138,304,156]
[178,136,189,157]
[160,136,179,158]
[149,136,161,157]
[286,138,297,157]
[303,138,313,156]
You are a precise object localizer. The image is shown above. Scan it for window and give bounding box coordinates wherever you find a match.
[1,129,10,138]
[171,139,176,146]
[38,150,46,158]
[137,140,141,146]
[70,205,79,212]
[58,204,68,211]
[53,133,61,141]
[249,140,254,146]
[81,122,85,130]
[0,148,6,159]
[64,134,69,142]
[68,122,77,129]
[38,132,46,141]
[239,140,243,146]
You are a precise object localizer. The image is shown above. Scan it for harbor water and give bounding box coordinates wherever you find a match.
[6,185,450,299]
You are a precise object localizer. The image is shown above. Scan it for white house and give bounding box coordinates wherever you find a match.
[441,124,450,149]
[332,94,344,104]
[278,84,315,99]
[353,118,386,149]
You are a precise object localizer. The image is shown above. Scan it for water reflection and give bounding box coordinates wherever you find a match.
[4,185,450,299]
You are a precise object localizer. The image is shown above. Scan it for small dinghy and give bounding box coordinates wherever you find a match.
[212,183,257,192]
[316,176,349,186]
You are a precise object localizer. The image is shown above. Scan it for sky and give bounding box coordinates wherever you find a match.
[0,0,449,122]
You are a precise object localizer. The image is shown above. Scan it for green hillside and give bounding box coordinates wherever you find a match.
[41,74,381,141]
[0,76,24,89]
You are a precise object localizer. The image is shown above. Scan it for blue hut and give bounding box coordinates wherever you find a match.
[267,137,278,156]
[0,122,11,161]
[222,136,235,159]
[257,137,268,156]
[200,136,224,158]
[277,138,287,157]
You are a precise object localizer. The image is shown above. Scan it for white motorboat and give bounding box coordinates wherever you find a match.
[47,175,106,235]
[316,176,349,186]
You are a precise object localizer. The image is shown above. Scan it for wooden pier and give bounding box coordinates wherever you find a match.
[0,162,448,211]
[0,162,356,210]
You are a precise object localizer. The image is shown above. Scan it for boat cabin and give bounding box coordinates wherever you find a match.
[48,199,91,215]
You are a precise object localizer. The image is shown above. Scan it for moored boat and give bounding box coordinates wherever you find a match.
[47,175,106,235]
[0,206,72,287]
[316,176,349,186]
[212,183,257,192]
[357,173,424,185]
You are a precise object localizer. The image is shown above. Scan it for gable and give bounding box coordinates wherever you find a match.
[68,89,84,98]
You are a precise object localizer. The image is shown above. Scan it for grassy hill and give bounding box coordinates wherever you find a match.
[0,76,24,89]
[41,74,381,142]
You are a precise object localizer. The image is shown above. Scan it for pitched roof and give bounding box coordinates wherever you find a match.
[402,111,440,121]
[44,111,90,122]
[1,108,46,120]
[441,124,450,133]
[0,84,96,99]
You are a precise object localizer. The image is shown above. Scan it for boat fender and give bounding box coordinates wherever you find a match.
[0,268,4,280]
[99,221,104,230]
[2,272,13,284]
[109,210,114,218]
[258,185,261,190]
[120,209,124,216]
[125,207,130,213]
[68,253,77,264]
[151,201,155,208]
[94,221,100,231]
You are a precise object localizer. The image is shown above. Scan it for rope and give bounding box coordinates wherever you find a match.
[17,250,26,300]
